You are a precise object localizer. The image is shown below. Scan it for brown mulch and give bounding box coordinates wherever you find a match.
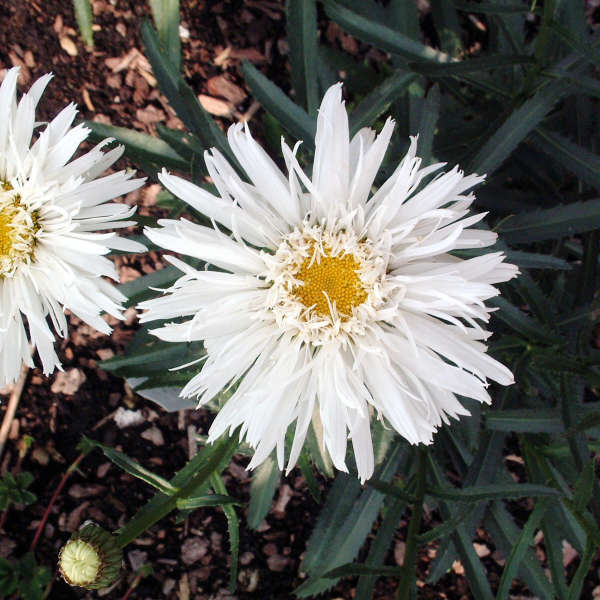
[0,2,594,599]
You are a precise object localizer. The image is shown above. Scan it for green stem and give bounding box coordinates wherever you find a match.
[115,435,237,549]
[560,375,600,523]
[396,446,427,600]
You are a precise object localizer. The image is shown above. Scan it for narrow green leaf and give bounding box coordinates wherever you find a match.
[210,473,239,593]
[247,454,280,530]
[298,451,321,503]
[100,340,201,375]
[427,457,494,600]
[367,478,417,503]
[496,498,551,600]
[287,0,319,114]
[140,21,235,165]
[564,411,600,438]
[417,505,472,544]
[504,250,571,270]
[468,78,574,175]
[355,496,406,600]
[530,128,600,191]
[489,297,563,344]
[427,483,559,503]
[567,537,596,600]
[324,0,452,63]
[175,494,241,510]
[296,445,404,597]
[497,198,600,244]
[451,0,540,14]
[548,21,600,69]
[323,564,404,578]
[410,54,535,76]
[115,434,238,548]
[415,84,440,165]
[242,61,316,147]
[485,501,555,599]
[149,0,181,72]
[85,121,188,172]
[573,461,595,513]
[118,266,181,308]
[486,409,565,433]
[82,437,178,495]
[349,72,416,136]
[73,0,94,46]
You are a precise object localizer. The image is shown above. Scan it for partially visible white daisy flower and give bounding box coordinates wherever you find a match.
[139,82,518,483]
[0,67,145,385]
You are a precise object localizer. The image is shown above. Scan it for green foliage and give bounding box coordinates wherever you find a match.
[90,1,600,598]
[0,471,36,510]
[72,0,93,47]
[247,454,281,530]
[0,554,51,600]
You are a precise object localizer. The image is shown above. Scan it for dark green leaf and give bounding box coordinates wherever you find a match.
[567,537,596,600]
[489,297,563,344]
[530,128,600,191]
[548,21,600,69]
[323,563,404,578]
[349,71,416,136]
[210,473,239,592]
[367,478,417,503]
[247,454,280,530]
[427,457,494,600]
[497,198,600,244]
[573,461,595,513]
[324,0,452,63]
[287,0,319,114]
[298,451,321,503]
[73,0,94,46]
[296,445,404,597]
[0,558,17,595]
[149,0,181,72]
[485,409,565,433]
[115,433,239,548]
[417,505,472,543]
[410,54,534,76]
[468,78,574,175]
[355,496,406,600]
[83,437,178,495]
[427,483,559,503]
[451,1,539,14]
[242,61,317,147]
[141,21,235,165]
[175,494,241,510]
[485,501,555,599]
[85,121,188,172]
[564,411,600,438]
[118,265,181,307]
[496,498,551,600]
[414,84,440,165]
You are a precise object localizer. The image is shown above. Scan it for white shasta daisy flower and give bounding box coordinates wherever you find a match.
[0,67,145,385]
[139,83,518,482]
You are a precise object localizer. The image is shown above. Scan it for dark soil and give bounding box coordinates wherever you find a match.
[0,2,595,600]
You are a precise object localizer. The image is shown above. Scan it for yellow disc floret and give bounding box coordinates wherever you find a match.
[293,245,368,318]
[0,188,39,276]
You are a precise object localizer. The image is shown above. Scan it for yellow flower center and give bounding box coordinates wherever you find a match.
[293,245,367,318]
[59,539,101,586]
[0,187,38,276]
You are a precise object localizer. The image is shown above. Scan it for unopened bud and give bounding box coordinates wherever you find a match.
[58,523,122,589]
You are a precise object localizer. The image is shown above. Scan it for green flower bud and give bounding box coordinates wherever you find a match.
[58,523,122,589]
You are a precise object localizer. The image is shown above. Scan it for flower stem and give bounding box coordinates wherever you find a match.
[396,446,427,600]
[29,452,86,552]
